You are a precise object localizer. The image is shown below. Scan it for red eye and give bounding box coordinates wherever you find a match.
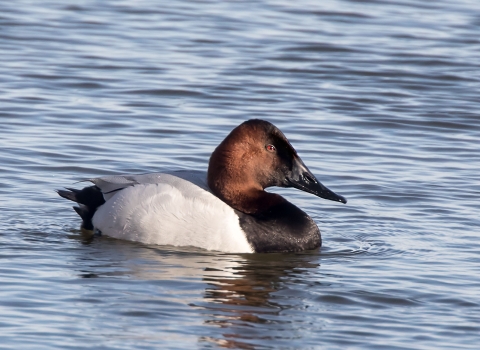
[266,144,276,152]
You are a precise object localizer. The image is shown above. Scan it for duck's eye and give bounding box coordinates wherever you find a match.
[266,144,276,152]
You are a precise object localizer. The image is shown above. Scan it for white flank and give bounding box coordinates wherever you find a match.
[91,171,253,253]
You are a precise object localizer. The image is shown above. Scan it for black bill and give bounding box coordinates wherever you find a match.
[285,156,347,204]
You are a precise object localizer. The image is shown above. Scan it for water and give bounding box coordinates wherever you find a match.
[1,0,479,348]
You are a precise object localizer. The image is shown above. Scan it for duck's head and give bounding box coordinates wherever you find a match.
[208,119,346,214]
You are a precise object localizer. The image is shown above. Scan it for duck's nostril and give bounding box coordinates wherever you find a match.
[303,172,316,184]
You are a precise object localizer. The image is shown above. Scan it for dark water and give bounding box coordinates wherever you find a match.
[1,0,479,349]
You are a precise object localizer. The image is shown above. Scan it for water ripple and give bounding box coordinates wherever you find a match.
[1,0,480,349]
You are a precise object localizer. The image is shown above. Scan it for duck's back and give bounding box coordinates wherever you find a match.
[92,171,253,253]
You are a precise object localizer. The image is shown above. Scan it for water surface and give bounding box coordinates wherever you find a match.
[1,0,479,349]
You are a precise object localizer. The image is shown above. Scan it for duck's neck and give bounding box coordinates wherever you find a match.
[207,157,285,215]
[231,188,286,215]
[209,176,285,215]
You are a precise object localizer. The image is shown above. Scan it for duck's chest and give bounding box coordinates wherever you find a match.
[236,202,321,253]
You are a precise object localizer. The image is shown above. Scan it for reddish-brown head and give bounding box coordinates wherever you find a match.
[207,119,346,214]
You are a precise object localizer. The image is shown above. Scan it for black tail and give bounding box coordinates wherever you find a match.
[56,185,105,231]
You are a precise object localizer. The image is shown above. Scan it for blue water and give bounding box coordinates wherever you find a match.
[1,0,479,349]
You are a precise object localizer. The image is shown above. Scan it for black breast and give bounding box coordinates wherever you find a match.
[236,201,321,253]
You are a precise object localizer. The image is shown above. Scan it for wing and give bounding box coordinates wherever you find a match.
[89,170,209,201]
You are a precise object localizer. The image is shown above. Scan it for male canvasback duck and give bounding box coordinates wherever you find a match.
[57,119,346,253]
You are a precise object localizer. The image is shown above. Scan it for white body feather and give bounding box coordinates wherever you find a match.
[91,171,253,253]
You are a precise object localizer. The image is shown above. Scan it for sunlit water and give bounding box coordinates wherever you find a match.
[1,0,479,349]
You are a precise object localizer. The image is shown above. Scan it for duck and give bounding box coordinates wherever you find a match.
[57,119,346,253]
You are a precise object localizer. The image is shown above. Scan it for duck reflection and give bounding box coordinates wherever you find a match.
[71,236,321,348]
[197,252,320,348]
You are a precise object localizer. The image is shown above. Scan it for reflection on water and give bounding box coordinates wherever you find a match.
[71,237,324,348]
[199,254,321,348]
[2,0,480,348]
